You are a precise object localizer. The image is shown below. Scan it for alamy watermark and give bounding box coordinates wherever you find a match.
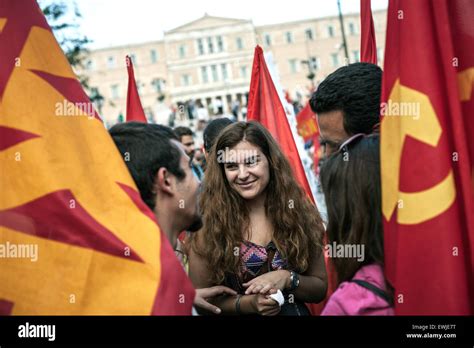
[216,147,258,164]
[0,241,38,262]
[324,241,365,262]
[380,100,420,120]
[18,322,55,341]
[55,99,95,119]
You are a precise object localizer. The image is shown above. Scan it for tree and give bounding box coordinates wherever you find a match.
[39,0,104,105]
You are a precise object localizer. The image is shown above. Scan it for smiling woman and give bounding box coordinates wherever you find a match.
[187,121,328,316]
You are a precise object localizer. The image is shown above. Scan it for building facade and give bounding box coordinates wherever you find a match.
[79,10,387,126]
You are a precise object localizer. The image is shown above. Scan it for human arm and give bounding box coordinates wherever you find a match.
[243,246,328,303]
[187,234,280,315]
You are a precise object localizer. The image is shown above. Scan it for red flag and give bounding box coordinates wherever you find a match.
[126,55,147,123]
[295,102,322,171]
[381,0,474,314]
[360,0,377,64]
[247,46,314,203]
[296,102,319,143]
[0,0,194,314]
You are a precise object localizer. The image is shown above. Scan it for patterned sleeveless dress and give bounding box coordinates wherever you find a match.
[224,240,310,316]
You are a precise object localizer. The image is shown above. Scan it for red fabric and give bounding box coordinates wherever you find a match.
[381,0,474,314]
[126,56,147,123]
[247,46,314,203]
[0,0,50,99]
[0,189,143,262]
[296,103,319,143]
[360,0,377,64]
[118,184,196,315]
[295,102,322,173]
[0,300,14,315]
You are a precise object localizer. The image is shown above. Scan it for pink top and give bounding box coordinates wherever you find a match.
[321,264,394,316]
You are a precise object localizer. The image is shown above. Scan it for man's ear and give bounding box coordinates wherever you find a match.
[154,167,175,196]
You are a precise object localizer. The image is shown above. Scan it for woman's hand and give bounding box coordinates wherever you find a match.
[243,270,291,295]
[194,286,237,314]
[250,294,281,316]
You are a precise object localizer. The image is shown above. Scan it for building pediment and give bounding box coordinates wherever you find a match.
[166,14,251,34]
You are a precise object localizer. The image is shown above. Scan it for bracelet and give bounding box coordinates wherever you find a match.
[289,270,300,291]
[235,295,243,315]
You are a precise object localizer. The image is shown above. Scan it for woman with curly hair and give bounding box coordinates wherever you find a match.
[188,121,327,315]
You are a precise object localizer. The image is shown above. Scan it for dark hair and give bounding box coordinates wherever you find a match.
[190,121,324,284]
[109,122,185,210]
[203,117,233,153]
[174,126,193,141]
[310,62,382,135]
[320,134,384,284]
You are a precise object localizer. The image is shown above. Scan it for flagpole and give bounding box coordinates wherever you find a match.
[337,0,350,62]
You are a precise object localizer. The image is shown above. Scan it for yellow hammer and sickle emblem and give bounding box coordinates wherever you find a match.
[381,79,456,224]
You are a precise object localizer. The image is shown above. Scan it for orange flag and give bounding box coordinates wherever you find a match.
[381,0,474,314]
[0,0,194,315]
[126,55,147,123]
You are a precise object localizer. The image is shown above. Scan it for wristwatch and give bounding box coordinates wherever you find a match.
[289,270,300,291]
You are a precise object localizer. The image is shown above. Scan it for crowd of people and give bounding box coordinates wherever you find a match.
[109,62,393,316]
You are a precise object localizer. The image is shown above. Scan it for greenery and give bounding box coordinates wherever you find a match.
[39,0,104,105]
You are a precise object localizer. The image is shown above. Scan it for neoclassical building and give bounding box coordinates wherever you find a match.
[79,10,387,126]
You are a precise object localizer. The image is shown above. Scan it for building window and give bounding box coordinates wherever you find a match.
[217,36,224,52]
[150,50,158,63]
[152,78,165,93]
[327,25,335,37]
[207,37,214,54]
[289,59,298,73]
[221,63,228,81]
[331,53,339,67]
[211,64,218,82]
[285,31,293,44]
[348,22,357,35]
[310,56,320,70]
[144,107,154,122]
[178,45,186,59]
[181,74,191,86]
[236,37,244,50]
[85,59,94,70]
[305,29,314,41]
[107,56,116,68]
[137,80,145,96]
[240,66,248,78]
[111,84,119,99]
[197,38,205,55]
[352,50,360,62]
[201,66,209,83]
[264,34,271,47]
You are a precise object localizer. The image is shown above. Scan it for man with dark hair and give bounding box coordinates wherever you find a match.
[203,117,233,156]
[110,122,201,237]
[309,62,382,157]
[109,122,236,314]
[174,126,195,156]
[174,126,204,180]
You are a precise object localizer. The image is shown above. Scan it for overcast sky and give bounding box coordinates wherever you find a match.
[70,0,388,49]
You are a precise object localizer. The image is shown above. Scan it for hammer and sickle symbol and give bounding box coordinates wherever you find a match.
[381,79,456,224]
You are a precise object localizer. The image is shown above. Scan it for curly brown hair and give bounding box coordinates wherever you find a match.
[189,121,324,284]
